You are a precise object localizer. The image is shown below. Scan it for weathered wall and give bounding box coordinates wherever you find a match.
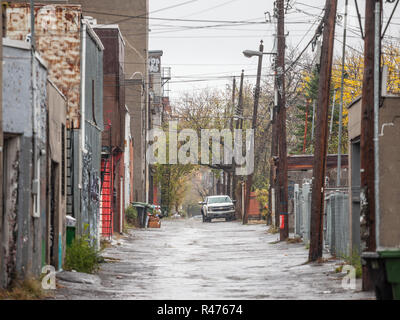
[378,98,400,248]
[47,80,67,270]
[94,27,125,150]
[6,3,82,129]
[2,41,47,285]
[94,26,127,234]
[79,23,103,243]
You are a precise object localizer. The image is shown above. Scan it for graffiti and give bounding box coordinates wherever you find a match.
[41,265,56,290]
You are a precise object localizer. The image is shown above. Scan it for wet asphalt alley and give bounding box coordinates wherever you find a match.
[55,218,375,300]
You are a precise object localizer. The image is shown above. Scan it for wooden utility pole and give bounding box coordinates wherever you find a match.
[232,70,244,205]
[276,0,289,240]
[268,103,278,226]
[360,0,382,291]
[308,0,337,262]
[303,100,310,153]
[233,71,244,218]
[0,5,3,284]
[227,77,236,198]
[243,40,263,225]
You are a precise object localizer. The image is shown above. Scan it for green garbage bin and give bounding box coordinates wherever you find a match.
[379,250,400,300]
[362,252,393,300]
[66,226,76,248]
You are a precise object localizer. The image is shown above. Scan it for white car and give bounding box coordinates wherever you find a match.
[199,195,236,223]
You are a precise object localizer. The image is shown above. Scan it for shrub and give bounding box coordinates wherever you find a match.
[255,189,269,219]
[178,210,187,218]
[125,205,138,225]
[64,229,101,274]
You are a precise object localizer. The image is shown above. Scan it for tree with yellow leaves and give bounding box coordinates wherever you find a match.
[294,41,400,155]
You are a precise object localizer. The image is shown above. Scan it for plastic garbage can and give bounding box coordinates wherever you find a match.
[362,252,393,300]
[379,250,400,300]
[66,215,77,248]
[131,202,151,228]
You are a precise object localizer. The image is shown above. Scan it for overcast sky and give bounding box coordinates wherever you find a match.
[149,0,400,102]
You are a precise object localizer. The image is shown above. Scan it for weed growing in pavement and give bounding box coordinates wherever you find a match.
[287,237,303,244]
[100,239,112,251]
[267,225,279,234]
[0,279,53,300]
[64,225,102,274]
[335,250,362,278]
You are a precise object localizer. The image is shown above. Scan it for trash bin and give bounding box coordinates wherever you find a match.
[66,215,77,248]
[362,252,393,300]
[131,202,153,228]
[378,250,400,300]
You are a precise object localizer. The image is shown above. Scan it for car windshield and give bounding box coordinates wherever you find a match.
[208,196,231,204]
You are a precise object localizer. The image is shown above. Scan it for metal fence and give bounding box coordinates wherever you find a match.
[294,183,350,257]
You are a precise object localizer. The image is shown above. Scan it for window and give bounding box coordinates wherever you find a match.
[208,196,232,204]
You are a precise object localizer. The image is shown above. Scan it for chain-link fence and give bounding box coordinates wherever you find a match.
[294,183,350,257]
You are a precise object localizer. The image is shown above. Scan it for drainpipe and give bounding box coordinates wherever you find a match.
[81,21,88,156]
[77,20,88,235]
[374,1,381,250]
[120,177,123,233]
[31,0,40,218]
[79,21,88,193]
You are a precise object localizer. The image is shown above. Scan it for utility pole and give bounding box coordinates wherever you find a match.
[268,100,278,226]
[0,5,3,273]
[303,100,310,153]
[243,40,264,225]
[276,0,289,240]
[311,100,316,141]
[269,31,279,227]
[308,0,337,262]
[228,77,236,198]
[330,90,336,137]
[360,0,382,291]
[337,0,349,187]
[233,70,244,217]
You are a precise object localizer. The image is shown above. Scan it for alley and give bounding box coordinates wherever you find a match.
[55,219,374,300]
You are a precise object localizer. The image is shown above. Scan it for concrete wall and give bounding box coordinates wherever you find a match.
[347,97,400,249]
[377,98,400,248]
[1,41,48,286]
[47,80,67,270]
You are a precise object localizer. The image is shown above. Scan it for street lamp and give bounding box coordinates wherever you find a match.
[242,50,276,58]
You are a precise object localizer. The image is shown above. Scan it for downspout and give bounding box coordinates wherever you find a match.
[120,177,123,233]
[77,20,87,235]
[31,0,40,218]
[81,22,88,156]
[374,1,381,250]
